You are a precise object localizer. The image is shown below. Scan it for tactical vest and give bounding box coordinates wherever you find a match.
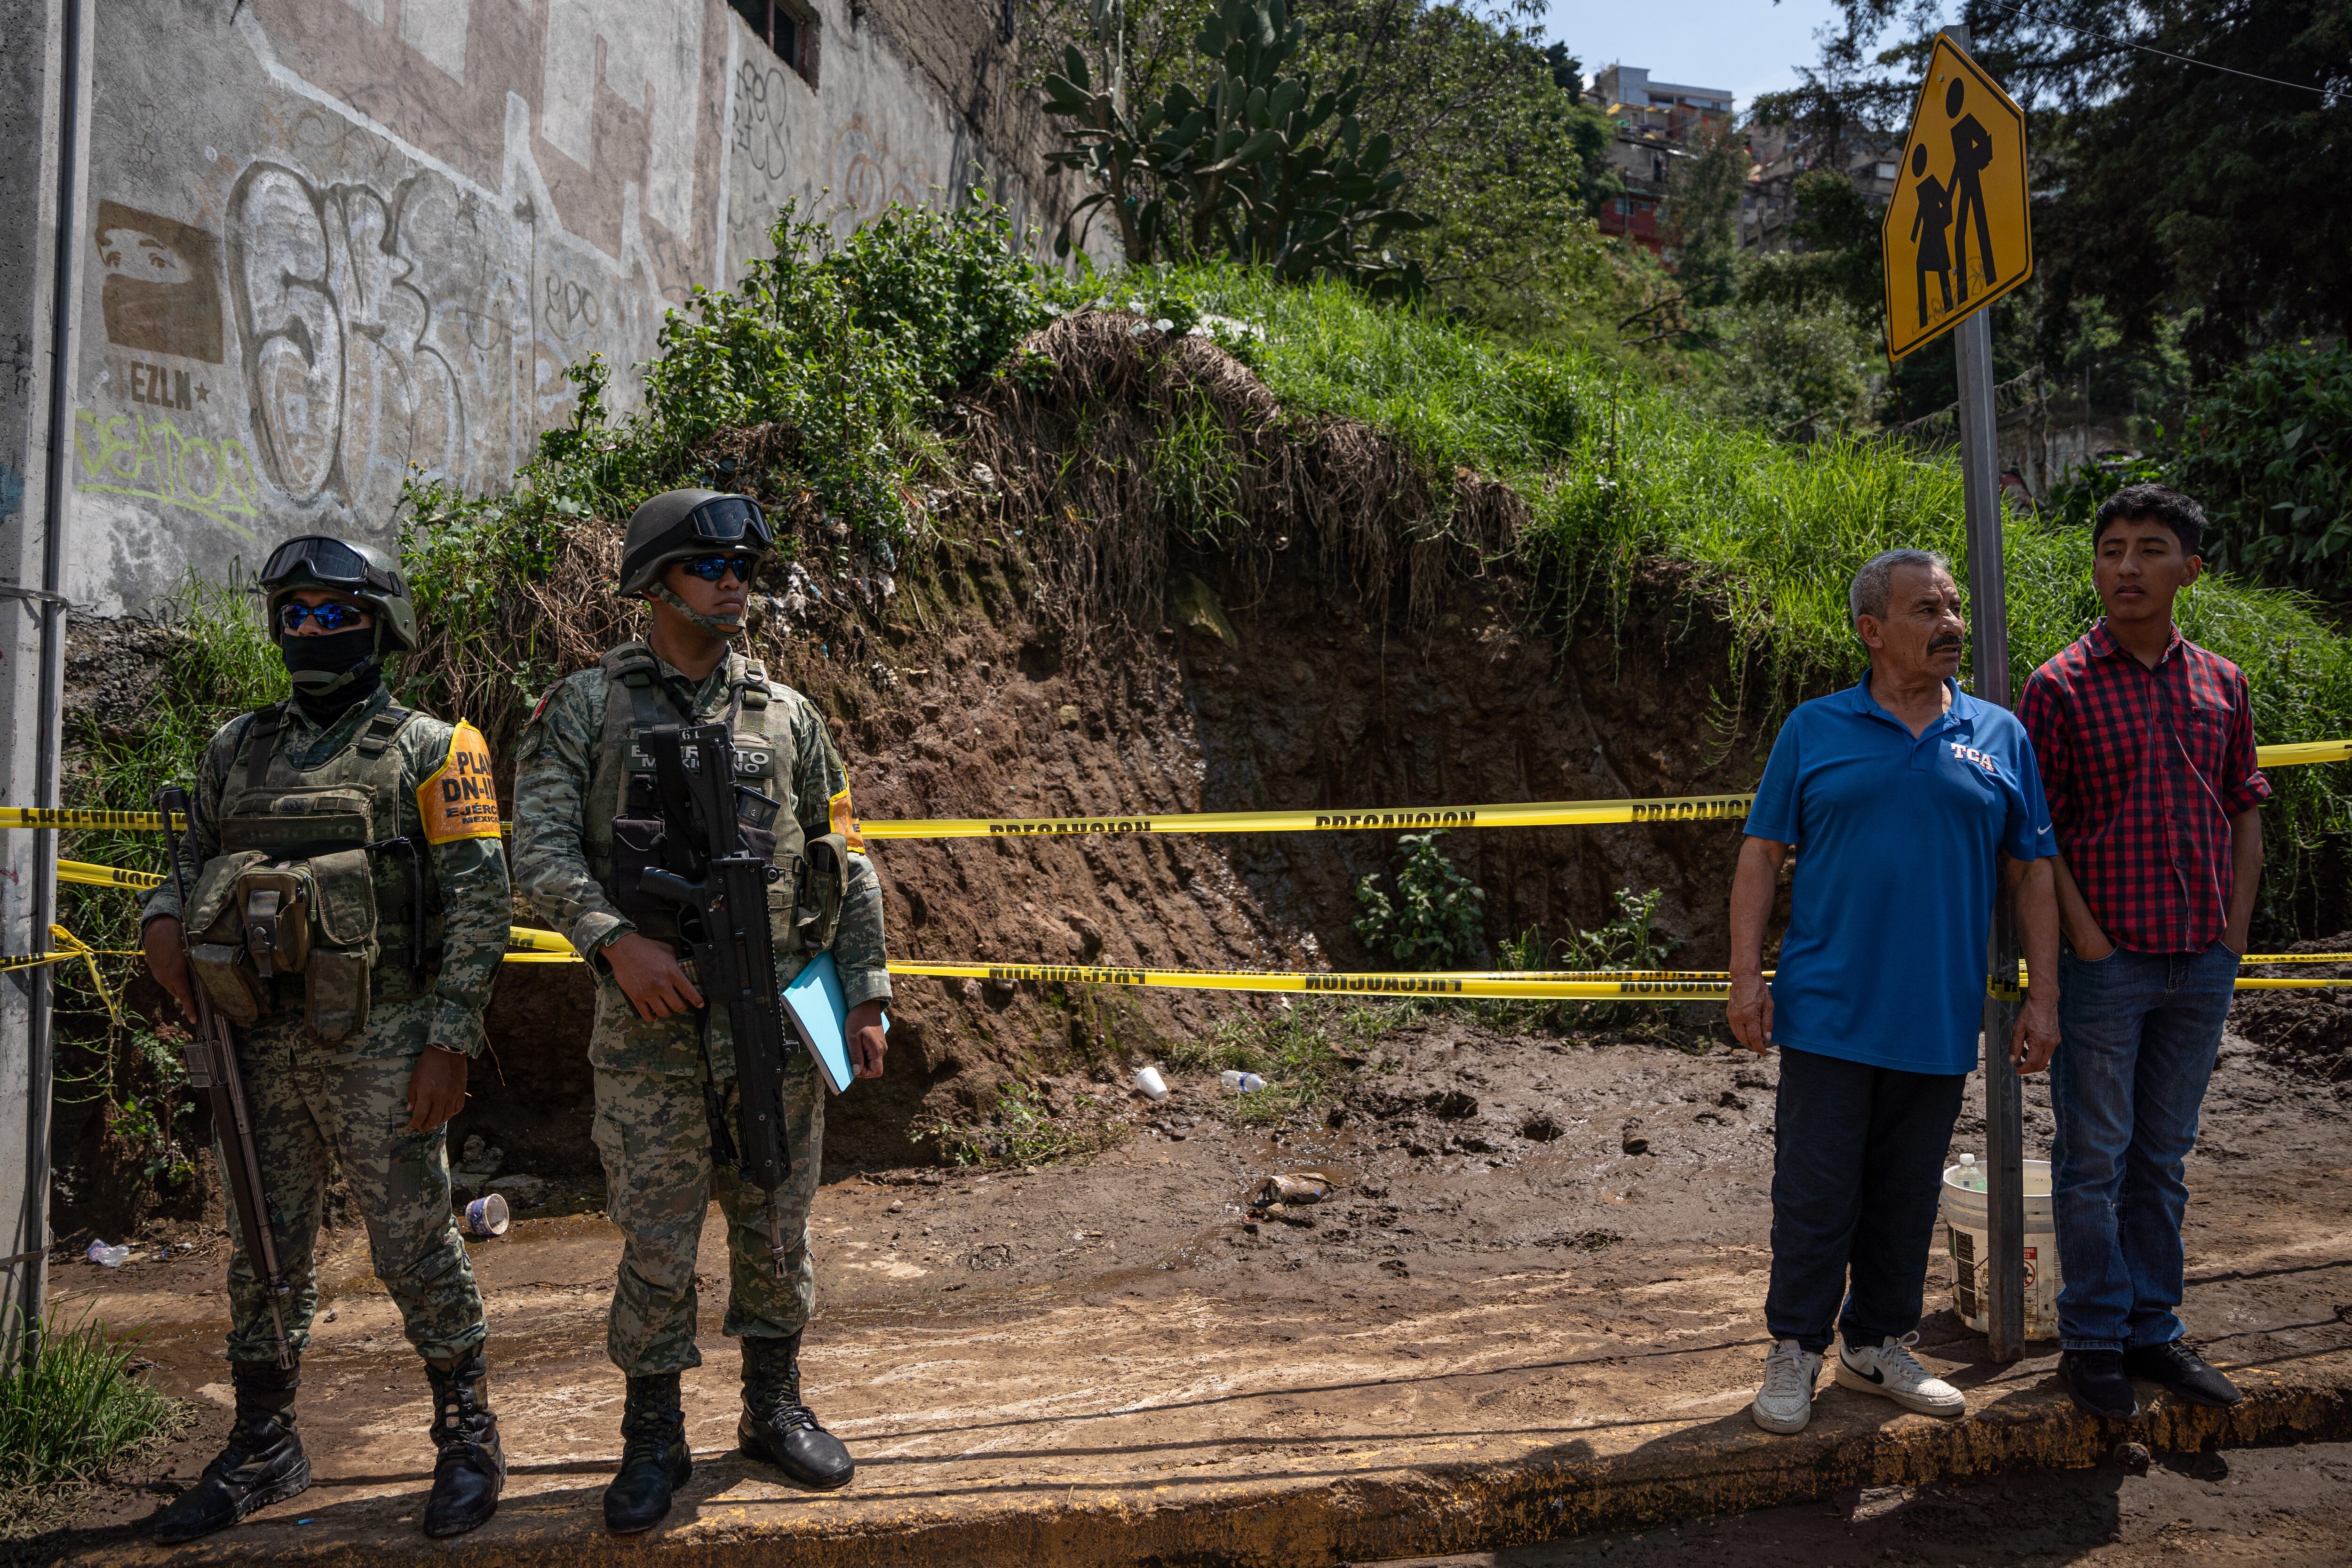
[181,702,442,1043]
[581,643,833,953]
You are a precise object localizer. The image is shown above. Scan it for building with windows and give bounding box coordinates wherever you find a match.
[1740,121,1906,252]
[1588,64,1733,255]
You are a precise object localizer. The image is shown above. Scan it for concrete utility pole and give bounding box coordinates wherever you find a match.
[1942,22,2029,1364]
[0,0,87,1365]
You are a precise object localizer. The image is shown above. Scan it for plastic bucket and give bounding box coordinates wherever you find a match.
[1940,1158,2060,1340]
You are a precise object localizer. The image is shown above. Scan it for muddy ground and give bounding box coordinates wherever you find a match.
[22,983,2352,1561]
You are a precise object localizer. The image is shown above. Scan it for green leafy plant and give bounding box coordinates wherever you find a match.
[1042,0,1428,294]
[0,1312,190,1510]
[1353,828,1486,969]
[1482,888,1677,1031]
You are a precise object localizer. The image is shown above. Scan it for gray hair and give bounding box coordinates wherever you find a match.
[1849,548,1952,628]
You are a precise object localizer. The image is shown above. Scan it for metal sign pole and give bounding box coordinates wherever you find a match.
[1943,21,2027,1358]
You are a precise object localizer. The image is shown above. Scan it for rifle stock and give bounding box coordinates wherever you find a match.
[155,786,293,1367]
[635,724,802,1275]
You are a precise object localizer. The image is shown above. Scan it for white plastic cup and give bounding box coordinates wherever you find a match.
[1220,1070,1266,1093]
[1134,1065,1169,1101]
[462,1193,510,1239]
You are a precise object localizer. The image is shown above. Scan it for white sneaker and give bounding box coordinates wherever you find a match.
[1750,1338,1823,1433]
[1834,1332,1966,1417]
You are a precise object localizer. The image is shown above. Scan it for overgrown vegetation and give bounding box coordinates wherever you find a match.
[0,1313,189,1524]
[1485,888,1678,1032]
[920,1084,1112,1167]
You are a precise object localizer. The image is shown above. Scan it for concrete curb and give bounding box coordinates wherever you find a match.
[59,1359,2352,1566]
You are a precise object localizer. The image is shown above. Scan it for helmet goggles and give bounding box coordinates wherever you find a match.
[259,535,400,594]
[641,495,771,559]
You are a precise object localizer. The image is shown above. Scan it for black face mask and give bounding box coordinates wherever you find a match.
[280,626,382,717]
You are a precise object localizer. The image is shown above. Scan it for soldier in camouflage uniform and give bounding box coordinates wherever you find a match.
[139,538,511,1543]
[510,489,891,1533]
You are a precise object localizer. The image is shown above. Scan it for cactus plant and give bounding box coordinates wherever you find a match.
[1042,0,1427,296]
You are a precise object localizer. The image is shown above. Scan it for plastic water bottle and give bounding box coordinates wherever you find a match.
[1953,1154,1988,1193]
[1221,1070,1266,1093]
[86,1241,128,1268]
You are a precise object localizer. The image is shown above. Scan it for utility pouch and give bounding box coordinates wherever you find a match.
[239,866,313,979]
[792,832,850,953]
[186,851,272,1024]
[610,815,673,921]
[304,848,379,1045]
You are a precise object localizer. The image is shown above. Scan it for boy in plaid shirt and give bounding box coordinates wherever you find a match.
[2018,484,2267,1420]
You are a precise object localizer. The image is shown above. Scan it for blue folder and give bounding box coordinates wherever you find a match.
[782,952,882,1095]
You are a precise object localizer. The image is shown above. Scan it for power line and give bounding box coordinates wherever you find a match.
[1982,1,2331,97]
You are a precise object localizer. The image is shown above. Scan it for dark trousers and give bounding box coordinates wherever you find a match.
[1766,1046,1968,1354]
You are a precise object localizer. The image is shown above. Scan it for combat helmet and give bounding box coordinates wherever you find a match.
[257,535,419,657]
[617,490,773,596]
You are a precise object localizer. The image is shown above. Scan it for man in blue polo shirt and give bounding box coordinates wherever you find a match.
[1728,548,2063,1434]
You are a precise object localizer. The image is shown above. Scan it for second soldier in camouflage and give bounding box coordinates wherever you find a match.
[510,489,891,1533]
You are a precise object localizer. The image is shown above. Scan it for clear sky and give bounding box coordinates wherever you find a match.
[1541,0,1858,113]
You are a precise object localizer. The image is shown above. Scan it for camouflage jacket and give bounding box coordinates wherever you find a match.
[510,647,891,1076]
[139,686,512,1057]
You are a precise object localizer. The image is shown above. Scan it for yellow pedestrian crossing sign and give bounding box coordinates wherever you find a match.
[1882,34,2033,361]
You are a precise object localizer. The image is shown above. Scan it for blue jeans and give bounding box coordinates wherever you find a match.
[1765,1046,1969,1354]
[2051,940,2239,1352]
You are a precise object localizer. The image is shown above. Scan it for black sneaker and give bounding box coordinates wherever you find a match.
[2059,1349,2140,1420]
[2122,1339,2242,1409]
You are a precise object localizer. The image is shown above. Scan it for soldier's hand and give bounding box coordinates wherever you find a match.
[408,1046,469,1130]
[604,932,705,1021]
[846,1000,888,1079]
[142,916,200,1021]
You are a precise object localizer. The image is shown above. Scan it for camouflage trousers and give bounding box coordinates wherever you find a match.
[592,1050,824,1376]
[217,995,487,1365]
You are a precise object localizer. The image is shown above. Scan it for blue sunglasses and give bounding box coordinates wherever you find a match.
[279,601,370,633]
[679,553,759,583]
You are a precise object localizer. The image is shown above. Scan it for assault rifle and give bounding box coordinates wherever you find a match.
[155,786,293,1367]
[633,723,802,1277]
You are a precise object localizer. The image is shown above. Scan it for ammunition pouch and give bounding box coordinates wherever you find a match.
[791,833,849,954]
[183,846,381,1044]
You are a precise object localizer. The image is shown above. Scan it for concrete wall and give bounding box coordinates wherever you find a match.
[57,0,1081,615]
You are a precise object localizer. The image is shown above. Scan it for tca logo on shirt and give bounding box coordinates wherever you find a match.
[1948,741,2001,778]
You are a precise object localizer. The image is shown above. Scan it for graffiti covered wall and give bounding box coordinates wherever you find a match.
[67,0,1079,614]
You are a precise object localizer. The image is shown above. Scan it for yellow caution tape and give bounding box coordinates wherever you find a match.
[860,794,1760,840]
[885,961,2349,995]
[0,807,183,831]
[2258,739,2352,767]
[505,926,578,954]
[58,858,166,890]
[0,736,2339,843]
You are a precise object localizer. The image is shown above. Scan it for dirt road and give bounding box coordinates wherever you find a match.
[29,1002,2352,1562]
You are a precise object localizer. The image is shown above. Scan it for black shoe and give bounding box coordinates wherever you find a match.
[2060,1349,2142,1420]
[2123,1339,2243,1409]
[603,1373,691,1534]
[738,1334,854,1490]
[150,1360,311,1544]
[422,1350,506,1537]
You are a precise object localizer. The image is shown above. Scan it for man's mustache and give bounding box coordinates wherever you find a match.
[1928,635,1964,652]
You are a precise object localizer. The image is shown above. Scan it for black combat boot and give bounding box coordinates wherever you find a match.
[738,1334,854,1489]
[150,1360,310,1544]
[603,1372,691,1534]
[422,1350,506,1537]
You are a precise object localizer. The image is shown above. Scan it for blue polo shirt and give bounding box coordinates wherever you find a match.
[1746,676,2056,1075]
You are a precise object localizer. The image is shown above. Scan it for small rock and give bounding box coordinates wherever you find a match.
[1621,1119,1650,1156]
[1718,1090,1749,1111]
[1520,1112,1564,1142]
[887,1200,905,1214]
[2114,1441,2151,1475]
[1056,704,1081,730]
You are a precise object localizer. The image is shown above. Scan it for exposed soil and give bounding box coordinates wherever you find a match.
[24,1004,2352,1559]
[1388,1440,2352,1568]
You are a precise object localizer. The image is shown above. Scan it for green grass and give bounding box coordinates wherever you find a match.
[1100,264,2352,933]
[0,1313,190,1518]
[1167,998,1409,1126]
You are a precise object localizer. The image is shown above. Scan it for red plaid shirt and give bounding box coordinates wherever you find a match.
[2017,619,2270,954]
